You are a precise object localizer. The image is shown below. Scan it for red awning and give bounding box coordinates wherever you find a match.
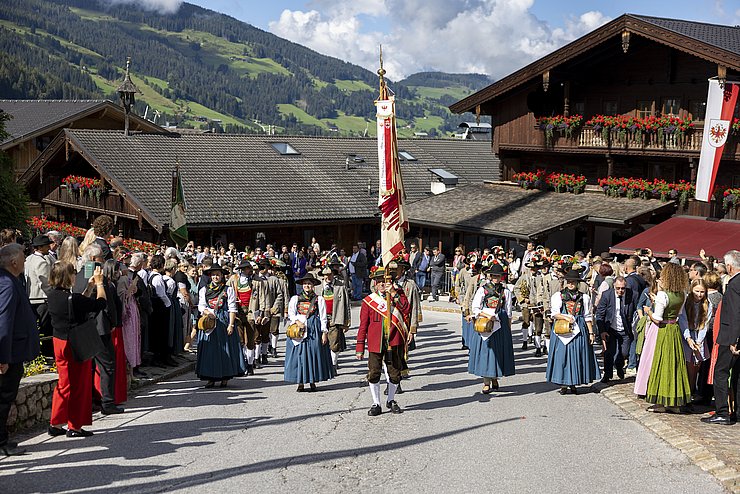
[611,216,740,261]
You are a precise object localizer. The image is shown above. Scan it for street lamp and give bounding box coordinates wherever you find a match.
[117,57,140,136]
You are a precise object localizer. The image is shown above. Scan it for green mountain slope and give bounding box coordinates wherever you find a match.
[0,0,492,137]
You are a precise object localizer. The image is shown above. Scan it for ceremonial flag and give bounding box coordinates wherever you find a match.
[695,79,739,202]
[170,165,188,247]
[376,86,408,267]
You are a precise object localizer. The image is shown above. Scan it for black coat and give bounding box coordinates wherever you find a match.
[595,287,636,336]
[0,268,39,363]
[717,274,740,346]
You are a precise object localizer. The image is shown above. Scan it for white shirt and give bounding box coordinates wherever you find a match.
[287,295,328,343]
[198,285,238,314]
[612,292,624,333]
[471,285,513,340]
[149,272,171,308]
[349,252,359,274]
[550,291,593,322]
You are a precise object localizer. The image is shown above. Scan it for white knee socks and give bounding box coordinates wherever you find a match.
[387,382,398,402]
[369,382,381,406]
[331,351,338,366]
[244,347,255,365]
[534,335,541,349]
[270,334,278,350]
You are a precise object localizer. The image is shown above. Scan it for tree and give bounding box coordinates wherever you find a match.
[0,112,29,232]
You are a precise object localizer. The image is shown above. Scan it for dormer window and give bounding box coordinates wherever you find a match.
[271,142,300,155]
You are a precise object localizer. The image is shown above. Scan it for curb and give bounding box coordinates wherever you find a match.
[599,386,740,493]
[421,305,460,314]
[130,355,197,391]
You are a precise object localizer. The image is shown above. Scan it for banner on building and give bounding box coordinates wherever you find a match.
[696,79,739,202]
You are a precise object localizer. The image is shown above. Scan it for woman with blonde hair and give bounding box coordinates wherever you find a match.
[78,228,96,256]
[57,236,79,269]
[643,262,690,412]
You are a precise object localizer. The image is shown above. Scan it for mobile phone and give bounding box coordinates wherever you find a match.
[640,248,649,256]
[84,261,95,278]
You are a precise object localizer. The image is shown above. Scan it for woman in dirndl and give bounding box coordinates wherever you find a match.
[468,262,516,394]
[643,262,690,413]
[284,275,335,391]
[196,264,246,388]
[460,253,480,351]
[546,269,601,395]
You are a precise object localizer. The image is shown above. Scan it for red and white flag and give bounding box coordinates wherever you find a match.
[376,95,408,266]
[696,79,739,202]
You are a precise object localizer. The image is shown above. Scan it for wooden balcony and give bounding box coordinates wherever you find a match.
[496,122,740,159]
[42,184,140,220]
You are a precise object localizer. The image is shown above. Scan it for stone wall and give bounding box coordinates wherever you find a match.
[7,373,58,431]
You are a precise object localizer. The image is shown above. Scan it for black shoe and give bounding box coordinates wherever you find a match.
[253,360,262,369]
[542,346,548,356]
[0,444,26,456]
[386,400,402,414]
[396,383,404,394]
[534,348,542,357]
[617,369,625,380]
[522,342,528,351]
[297,384,305,392]
[48,426,66,437]
[600,377,611,384]
[559,386,568,395]
[701,415,732,425]
[261,354,268,365]
[491,380,499,390]
[132,368,148,378]
[368,404,382,416]
[66,429,93,438]
[246,364,254,376]
[101,405,124,415]
[570,386,578,395]
[309,383,317,392]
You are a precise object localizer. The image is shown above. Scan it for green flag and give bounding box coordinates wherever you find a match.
[170,166,188,247]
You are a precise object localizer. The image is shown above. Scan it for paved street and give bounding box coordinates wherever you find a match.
[0,308,728,493]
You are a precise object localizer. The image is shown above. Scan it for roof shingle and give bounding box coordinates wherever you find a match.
[0,100,106,147]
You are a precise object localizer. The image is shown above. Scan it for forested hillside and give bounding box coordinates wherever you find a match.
[0,0,491,136]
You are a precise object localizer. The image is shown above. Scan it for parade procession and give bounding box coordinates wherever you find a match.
[1,2,740,493]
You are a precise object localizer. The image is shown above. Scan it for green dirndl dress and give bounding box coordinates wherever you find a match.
[645,291,691,407]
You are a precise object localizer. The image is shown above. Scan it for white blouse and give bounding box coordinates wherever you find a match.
[472,286,513,319]
[550,291,593,322]
[288,295,328,334]
[198,285,238,314]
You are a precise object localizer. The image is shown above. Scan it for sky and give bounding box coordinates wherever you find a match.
[126,0,740,80]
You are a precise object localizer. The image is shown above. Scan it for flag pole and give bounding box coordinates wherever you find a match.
[376,46,392,330]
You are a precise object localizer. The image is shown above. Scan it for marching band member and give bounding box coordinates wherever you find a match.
[196,264,246,388]
[284,275,335,392]
[229,259,257,375]
[469,262,516,394]
[319,261,351,372]
[545,269,601,395]
[356,266,411,416]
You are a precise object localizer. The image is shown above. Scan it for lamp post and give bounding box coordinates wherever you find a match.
[117,57,140,136]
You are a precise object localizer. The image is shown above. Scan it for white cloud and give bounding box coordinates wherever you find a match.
[269,0,611,80]
[102,0,183,14]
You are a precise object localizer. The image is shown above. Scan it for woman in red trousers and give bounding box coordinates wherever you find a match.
[46,261,108,438]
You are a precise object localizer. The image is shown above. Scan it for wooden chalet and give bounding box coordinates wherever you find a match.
[450,14,740,219]
[0,100,162,178]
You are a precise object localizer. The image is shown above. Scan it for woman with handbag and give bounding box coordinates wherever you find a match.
[47,261,107,438]
[284,275,335,392]
[196,264,246,388]
[97,259,127,405]
[546,268,601,395]
[468,262,516,394]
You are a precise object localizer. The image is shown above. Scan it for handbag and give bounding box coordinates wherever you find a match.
[474,315,493,333]
[67,294,105,362]
[553,318,573,335]
[286,322,305,339]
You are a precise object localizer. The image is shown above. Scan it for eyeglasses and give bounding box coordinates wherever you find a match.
[615,287,626,291]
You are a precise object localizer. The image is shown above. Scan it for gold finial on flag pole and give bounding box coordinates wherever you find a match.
[378,45,387,98]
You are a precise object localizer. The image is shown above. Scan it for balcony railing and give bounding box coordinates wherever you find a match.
[577,126,703,152]
[43,185,140,219]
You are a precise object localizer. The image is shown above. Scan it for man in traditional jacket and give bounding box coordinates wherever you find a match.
[252,258,284,366]
[356,266,411,416]
[25,235,53,338]
[318,262,351,372]
[229,259,257,374]
[514,255,540,350]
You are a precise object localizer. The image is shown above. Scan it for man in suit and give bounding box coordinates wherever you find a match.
[703,250,740,425]
[0,243,40,455]
[428,246,446,302]
[349,244,367,300]
[623,256,646,373]
[596,276,635,382]
[407,243,419,279]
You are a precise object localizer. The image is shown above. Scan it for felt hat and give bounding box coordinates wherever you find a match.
[563,269,582,282]
[203,263,229,276]
[32,234,53,247]
[486,263,506,276]
[295,274,321,286]
[236,258,256,271]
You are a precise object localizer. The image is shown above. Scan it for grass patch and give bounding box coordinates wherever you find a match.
[183,101,247,127]
[68,7,117,22]
[408,85,473,102]
[277,103,325,128]
[334,79,374,92]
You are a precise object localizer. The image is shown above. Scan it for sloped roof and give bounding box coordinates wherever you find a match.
[32,130,500,229]
[0,99,163,149]
[451,14,740,113]
[633,15,740,55]
[406,183,673,240]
